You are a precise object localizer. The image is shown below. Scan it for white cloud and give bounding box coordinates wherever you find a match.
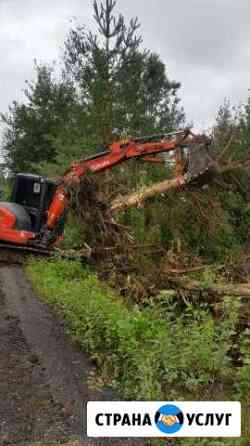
[0,0,249,134]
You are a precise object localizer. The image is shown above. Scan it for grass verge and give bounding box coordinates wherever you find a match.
[27,259,250,445]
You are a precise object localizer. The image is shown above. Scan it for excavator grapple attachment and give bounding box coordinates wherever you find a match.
[187,143,216,180]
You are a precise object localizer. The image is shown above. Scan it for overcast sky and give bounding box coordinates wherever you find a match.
[0,0,250,134]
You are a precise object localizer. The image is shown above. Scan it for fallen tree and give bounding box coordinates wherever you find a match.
[166,275,250,325]
[111,157,250,213]
[111,175,187,213]
[168,276,250,298]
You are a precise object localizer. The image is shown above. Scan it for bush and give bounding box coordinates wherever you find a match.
[59,212,85,250]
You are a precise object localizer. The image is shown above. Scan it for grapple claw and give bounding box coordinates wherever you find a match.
[187,143,216,179]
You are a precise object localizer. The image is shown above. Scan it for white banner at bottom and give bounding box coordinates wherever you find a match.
[87,401,241,437]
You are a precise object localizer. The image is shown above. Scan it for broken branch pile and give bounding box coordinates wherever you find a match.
[65,137,250,314]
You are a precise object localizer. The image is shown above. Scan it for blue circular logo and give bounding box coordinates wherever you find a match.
[155,404,184,434]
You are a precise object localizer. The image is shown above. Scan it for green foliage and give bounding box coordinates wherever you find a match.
[0,175,11,200]
[27,260,250,410]
[64,0,184,142]
[236,329,250,396]
[1,62,79,173]
[59,212,85,250]
[118,181,247,262]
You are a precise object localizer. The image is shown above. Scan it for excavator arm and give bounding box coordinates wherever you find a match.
[44,128,211,245]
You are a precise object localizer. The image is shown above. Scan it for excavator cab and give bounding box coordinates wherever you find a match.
[10,173,56,233]
[0,173,57,248]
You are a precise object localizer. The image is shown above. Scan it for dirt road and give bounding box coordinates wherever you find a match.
[0,266,146,446]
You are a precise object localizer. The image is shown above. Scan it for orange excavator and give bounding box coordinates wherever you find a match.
[0,129,213,254]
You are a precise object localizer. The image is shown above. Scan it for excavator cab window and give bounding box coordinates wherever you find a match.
[33,182,41,194]
[12,175,43,209]
[11,174,56,233]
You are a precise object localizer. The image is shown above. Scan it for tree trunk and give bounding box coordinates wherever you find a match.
[168,276,250,298]
[111,175,187,213]
[110,159,250,213]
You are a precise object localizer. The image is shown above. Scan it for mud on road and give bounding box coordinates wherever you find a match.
[0,266,146,446]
